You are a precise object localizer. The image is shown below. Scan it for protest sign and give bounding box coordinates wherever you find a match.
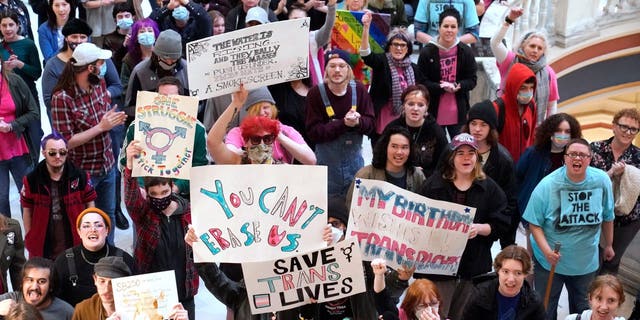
[347,178,476,275]
[186,18,310,99]
[190,165,327,263]
[112,271,179,320]
[330,10,390,85]
[242,239,366,314]
[132,91,199,179]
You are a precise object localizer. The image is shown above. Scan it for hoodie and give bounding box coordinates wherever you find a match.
[495,63,537,163]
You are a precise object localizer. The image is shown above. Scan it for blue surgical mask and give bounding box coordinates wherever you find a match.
[551,132,570,149]
[137,32,156,47]
[117,17,134,29]
[99,63,107,78]
[517,90,534,104]
[172,6,189,21]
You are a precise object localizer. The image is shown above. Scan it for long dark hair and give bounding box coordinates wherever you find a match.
[372,126,416,172]
[0,10,20,40]
[51,57,91,97]
[45,0,74,30]
[533,113,581,151]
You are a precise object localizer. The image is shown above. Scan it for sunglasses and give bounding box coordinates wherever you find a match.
[249,134,275,146]
[47,149,68,157]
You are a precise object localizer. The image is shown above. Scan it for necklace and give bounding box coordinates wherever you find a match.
[407,123,423,143]
[80,245,109,265]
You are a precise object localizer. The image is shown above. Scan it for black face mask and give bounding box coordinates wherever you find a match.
[88,67,101,86]
[68,41,82,51]
[149,195,172,212]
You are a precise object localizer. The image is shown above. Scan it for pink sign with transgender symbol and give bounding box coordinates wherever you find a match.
[132,91,199,179]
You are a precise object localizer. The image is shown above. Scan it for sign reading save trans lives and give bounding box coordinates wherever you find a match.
[186,18,310,99]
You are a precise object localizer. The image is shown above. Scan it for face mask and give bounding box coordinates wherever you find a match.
[88,65,101,85]
[68,41,82,51]
[517,90,534,104]
[158,59,177,71]
[149,194,172,212]
[117,17,134,29]
[99,63,107,78]
[330,226,344,244]
[551,132,570,149]
[246,143,273,164]
[137,32,155,47]
[172,6,189,21]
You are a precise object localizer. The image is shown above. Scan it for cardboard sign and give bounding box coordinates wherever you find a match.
[330,10,390,85]
[190,165,328,263]
[347,178,476,275]
[131,91,198,179]
[112,271,179,320]
[186,18,310,99]
[242,240,366,314]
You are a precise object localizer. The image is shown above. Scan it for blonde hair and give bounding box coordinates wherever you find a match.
[246,103,278,119]
[345,0,368,10]
[517,31,548,55]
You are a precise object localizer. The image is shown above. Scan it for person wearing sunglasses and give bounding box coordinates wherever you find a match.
[590,108,640,276]
[20,132,97,260]
[523,138,615,320]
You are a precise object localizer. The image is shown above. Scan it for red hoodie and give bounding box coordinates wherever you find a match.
[494,63,537,163]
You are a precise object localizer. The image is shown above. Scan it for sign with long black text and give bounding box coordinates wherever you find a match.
[186,18,310,99]
[242,240,366,314]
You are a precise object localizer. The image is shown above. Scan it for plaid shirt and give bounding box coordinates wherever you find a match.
[590,137,640,225]
[123,168,199,298]
[51,80,114,176]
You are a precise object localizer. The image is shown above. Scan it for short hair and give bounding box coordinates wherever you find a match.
[517,31,549,56]
[246,103,278,119]
[287,2,307,18]
[385,27,413,57]
[157,76,184,94]
[523,76,536,85]
[400,279,441,316]
[112,2,134,19]
[438,7,461,27]
[0,10,20,32]
[612,108,640,125]
[21,257,56,293]
[372,126,415,172]
[564,138,591,155]
[6,302,43,320]
[588,274,625,305]
[494,245,533,274]
[533,113,582,151]
[40,132,68,150]
[240,116,280,142]
[401,84,430,105]
[143,176,174,191]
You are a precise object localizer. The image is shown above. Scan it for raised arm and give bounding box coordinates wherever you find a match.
[313,0,337,47]
[206,85,248,164]
[359,11,372,56]
[491,7,523,64]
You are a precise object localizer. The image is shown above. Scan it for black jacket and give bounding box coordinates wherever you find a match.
[419,172,509,279]
[387,116,447,177]
[361,52,420,114]
[483,144,518,224]
[416,42,477,125]
[462,278,545,320]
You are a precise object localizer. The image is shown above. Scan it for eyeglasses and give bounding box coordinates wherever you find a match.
[390,42,408,48]
[249,134,275,146]
[565,152,591,160]
[616,122,639,135]
[47,149,68,157]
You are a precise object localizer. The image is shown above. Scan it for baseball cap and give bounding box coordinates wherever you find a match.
[449,133,479,151]
[72,43,112,66]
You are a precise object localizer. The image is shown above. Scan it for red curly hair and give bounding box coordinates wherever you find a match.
[240,116,280,142]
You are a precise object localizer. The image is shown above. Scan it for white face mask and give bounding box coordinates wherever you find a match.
[330,226,344,244]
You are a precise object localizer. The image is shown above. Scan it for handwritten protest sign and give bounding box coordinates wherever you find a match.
[132,91,198,179]
[347,179,476,275]
[112,271,179,320]
[331,10,390,85]
[242,240,366,314]
[559,189,603,227]
[186,18,310,99]
[190,165,328,263]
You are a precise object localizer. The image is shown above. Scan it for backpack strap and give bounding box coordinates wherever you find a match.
[64,248,78,287]
[112,246,125,258]
[494,97,506,133]
[575,312,581,320]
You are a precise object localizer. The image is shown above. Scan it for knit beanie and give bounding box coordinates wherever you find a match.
[76,207,112,230]
[324,49,354,68]
[242,87,276,111]
[467,100,498,129]
[62,18,93,37]
[153,30,182,60]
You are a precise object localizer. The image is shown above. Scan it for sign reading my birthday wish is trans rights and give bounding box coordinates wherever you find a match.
[186,18,310,99]
[242,240,366,314]
[189,165,328,263]
[132,91,199,180]
[347,179,476,275]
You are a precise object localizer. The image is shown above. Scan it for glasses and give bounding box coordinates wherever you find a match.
[249,134,275,146]
[616,122,639,135]
[391,42,408,48]
[80,223,106,230]
[47,149,68,157]
[565,152,591,160]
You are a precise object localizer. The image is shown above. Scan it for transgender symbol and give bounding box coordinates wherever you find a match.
[139,121,187,164]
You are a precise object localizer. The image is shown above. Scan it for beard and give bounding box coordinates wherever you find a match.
[88,72,101,86]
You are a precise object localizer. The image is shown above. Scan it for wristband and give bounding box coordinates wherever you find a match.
[505,16,514,25]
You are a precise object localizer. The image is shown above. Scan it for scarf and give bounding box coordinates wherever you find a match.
[386,52,415,115]
[515,49,550,124]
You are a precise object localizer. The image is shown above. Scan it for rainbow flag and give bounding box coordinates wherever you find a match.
[331,10,391,86]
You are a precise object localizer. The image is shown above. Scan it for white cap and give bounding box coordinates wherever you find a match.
[245,7,268,25]
[72,43,112,66]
